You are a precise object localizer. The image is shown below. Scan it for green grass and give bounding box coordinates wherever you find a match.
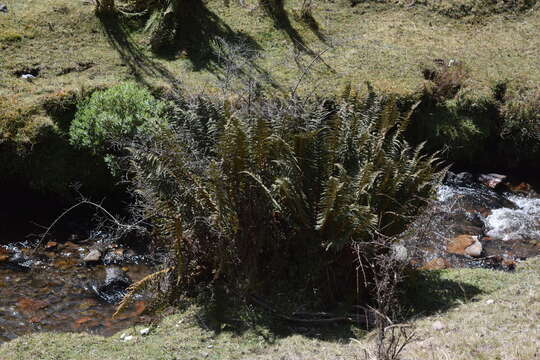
[1,0,540,133]
[2,258,538,360]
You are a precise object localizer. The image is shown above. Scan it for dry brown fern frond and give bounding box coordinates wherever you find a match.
[113,267,173,319]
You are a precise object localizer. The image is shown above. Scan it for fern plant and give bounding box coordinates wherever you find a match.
[117,87,444,312]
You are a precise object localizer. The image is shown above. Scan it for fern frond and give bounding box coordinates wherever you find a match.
[113,267,173,319]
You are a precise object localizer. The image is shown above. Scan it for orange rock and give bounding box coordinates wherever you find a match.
[511,182,532,193]
[29,315,46,323]
[135,301,146,315]
[17,298,48,313]
[53,257,78,269]
[447,235,476,255]
[421,258,451,270]
[74,316,99,329]
[75,317,93,325]
[502,259,516,269]
[64,241,79,249]
[45,241,58,249]
[0,247,10,262]
[479,208,492,217]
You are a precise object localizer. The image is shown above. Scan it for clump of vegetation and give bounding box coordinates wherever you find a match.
[421,60,470,102]
[406,61,495,167]
[498,85,540,167]
[114,87,444,318]
[69,82,168,172]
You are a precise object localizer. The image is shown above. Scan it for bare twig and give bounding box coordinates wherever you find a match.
[34,199,151,254]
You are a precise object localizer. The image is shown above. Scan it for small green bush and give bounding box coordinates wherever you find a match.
[69,82,168,170]
[70,82,166,152]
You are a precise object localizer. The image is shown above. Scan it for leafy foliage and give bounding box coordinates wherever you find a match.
[69,82,167,172]
[120,87,444,309]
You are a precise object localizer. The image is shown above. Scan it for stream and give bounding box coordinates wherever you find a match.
[1,172,539,344]
[0,236,159,343]
[403,172,540,269]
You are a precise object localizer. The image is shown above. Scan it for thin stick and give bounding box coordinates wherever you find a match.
[33,200,149,254]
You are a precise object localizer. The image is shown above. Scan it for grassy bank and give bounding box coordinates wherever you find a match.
[2,0,540,113]
[2,257,538,360]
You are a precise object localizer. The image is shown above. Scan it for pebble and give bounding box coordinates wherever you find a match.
[140,327,150,336]
[45,241,58,249]
[21,74,36,80]
[432,320,446,331]
[83,249,102,263]
[486,299,494,305]
[120,333,134,341]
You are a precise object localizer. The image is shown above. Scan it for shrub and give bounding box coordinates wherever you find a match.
[421,60,469,102]
[69,82,168,172]
[408,62,499,168]
[499,85,540,167]
[115,88,444,314]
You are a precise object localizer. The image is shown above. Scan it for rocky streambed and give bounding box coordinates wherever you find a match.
[0,233,161,343]
[403,172,540,270]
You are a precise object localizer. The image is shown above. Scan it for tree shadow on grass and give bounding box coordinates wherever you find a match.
[98,13,183,92]
[401,269,485,319]
[190,269,486,345]
[98,4,280,92]
[258,0,334,75]
[163,0,281,90]
[260,0,313,54]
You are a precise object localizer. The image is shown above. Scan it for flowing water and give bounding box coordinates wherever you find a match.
[484,196,540,241]
[403,177,540,269]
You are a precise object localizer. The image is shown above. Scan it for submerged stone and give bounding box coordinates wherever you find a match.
[91,266,132,304]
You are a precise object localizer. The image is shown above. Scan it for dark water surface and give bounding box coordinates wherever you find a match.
[0,186,156,343]
[0,239,156,343]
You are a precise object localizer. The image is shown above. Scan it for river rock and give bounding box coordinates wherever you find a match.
[391,244,409,262]
[478,173,507,190]
[102,248,137,265]
[447,235,476,255]
[0,247,9,263]
[432,320,446,331]
[464,239,482,257]
[45,241,58,250]
[444,171,475,187]
[510,182,534,194]
[6,249,33,270]
[83,249,102,263]
[421,257,451,270]
[91,266,132,303]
